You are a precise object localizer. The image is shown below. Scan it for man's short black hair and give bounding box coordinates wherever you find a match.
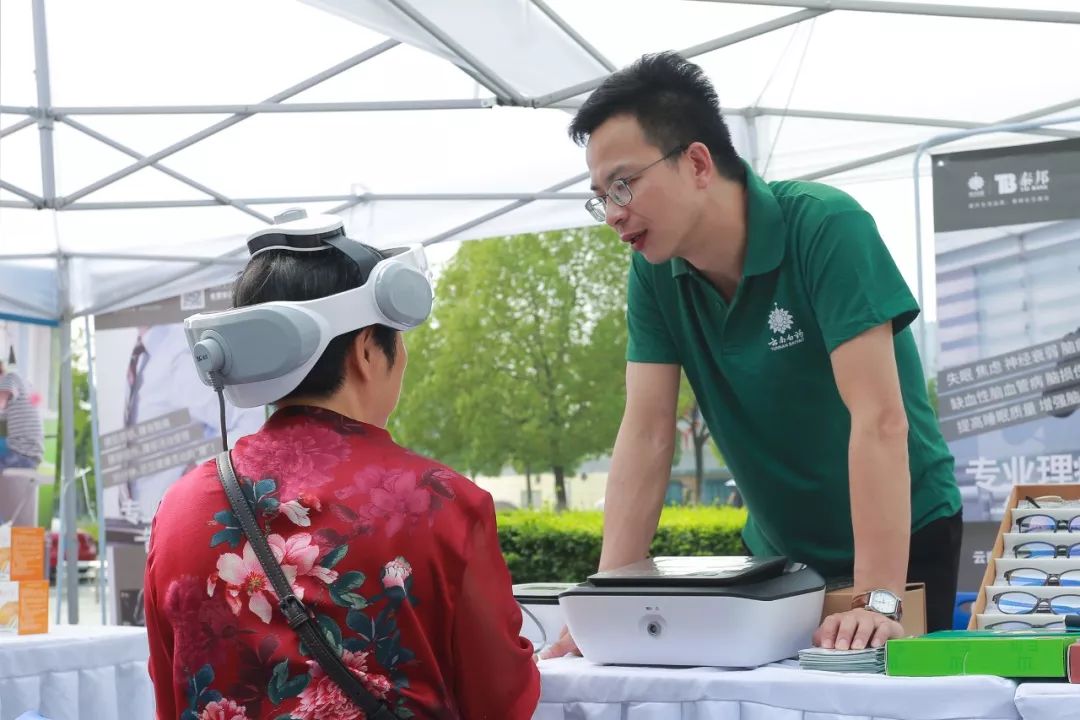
[569,51,745,184]
[233,246,398,401]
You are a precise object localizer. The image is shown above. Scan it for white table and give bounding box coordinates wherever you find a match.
[0,625,152,720]
[1014,682,1080,720]
[535,657,1021,720]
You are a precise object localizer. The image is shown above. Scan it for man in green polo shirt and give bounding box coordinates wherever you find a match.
[542,52,962,656]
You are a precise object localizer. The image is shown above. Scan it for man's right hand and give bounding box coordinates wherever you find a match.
[538,625,580,659]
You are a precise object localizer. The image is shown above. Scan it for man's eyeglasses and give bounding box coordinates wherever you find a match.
[585,145,686,222]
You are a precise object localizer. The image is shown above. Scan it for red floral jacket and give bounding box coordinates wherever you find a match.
[144,406,540,720]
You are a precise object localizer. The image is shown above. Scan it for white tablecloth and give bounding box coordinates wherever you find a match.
[535,657,1021,720]
[1013,682,1080,720]
[0,626,152,720]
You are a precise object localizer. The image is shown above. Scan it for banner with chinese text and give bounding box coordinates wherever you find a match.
[93,285,265,624]
[933,138,1080,548]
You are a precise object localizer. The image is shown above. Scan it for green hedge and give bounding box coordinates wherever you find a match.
[496,506,748,584]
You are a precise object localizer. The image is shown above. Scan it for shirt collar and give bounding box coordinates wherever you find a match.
[672,160,786,279]
[267,404,391,440]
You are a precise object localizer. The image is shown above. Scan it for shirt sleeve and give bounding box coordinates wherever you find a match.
[803,209,920,354]
[143,513,179,720]
[451,494,540,719]
[0,374,22,399]
[626,255,680,364]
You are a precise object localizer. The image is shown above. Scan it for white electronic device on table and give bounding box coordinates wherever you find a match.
[558,556,826,668]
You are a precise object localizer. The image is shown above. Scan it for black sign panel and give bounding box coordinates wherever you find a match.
[932,137,1080,232]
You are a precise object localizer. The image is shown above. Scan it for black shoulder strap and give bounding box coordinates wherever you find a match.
[215,452,395,719]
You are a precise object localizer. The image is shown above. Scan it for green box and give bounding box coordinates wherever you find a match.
[885,630,1078,678]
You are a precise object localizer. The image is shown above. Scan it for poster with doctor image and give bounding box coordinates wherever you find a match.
[93,285,266,622]
[933,138,1080,525]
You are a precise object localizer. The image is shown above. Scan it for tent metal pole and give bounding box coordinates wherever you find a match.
[0,200,38,209]
[752,107,1079,139]
[0,105,34,115]
[423,171,591,246]
[62,252,248,264]
[59,40,400,206]
[0,253,57,260]
[746,114,762,174]
[61,117,273,224]
[529,0,617,72]
[55,252,79,623]
[62,191,593,210]
[0,291,55,318]
[795,98,1080,182]
[31,0,56,209]
[531,9,826,107]
[83,247,249,317]
[0,180,44,207]
[910,113,1080,364]
[51,98,496,116]
[385,0,524,105]
[692,0,1080,25]
[83,314,108,624]
[0,117,36,139]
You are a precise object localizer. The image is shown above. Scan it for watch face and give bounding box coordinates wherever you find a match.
[869,591,899,614]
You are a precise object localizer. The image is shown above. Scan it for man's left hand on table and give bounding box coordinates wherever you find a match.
[813,608,904,650]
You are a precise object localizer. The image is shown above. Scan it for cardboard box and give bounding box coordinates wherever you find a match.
[886,630,1077,678]
[968,483,1080,629]
[821,582,927,637]
[0,579,49,635]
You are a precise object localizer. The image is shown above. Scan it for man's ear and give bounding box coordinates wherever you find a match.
[686,141,715,189]
[349,327,376,381]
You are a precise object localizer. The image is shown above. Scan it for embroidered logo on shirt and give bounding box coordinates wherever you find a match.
[768,303,805,351]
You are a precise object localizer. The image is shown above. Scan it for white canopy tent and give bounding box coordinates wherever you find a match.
[1,0,1078,622]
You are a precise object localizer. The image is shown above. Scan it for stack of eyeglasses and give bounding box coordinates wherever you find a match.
[975,495,1080,632]
[1015,495,1080,510]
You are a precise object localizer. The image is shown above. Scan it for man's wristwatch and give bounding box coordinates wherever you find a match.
[850,589,903,622]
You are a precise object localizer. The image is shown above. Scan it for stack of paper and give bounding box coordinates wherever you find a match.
[797,646,886,673]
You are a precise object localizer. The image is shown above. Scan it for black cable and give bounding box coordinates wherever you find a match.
[209,371,228,451]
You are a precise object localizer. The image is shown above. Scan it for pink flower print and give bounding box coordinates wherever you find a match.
[361,469,432,536]
[381,557,412,591]
[273,532,337,585]
[297,491,322,512]
[293,649,393,720]
[164,576,236,685]
[198,698,249,720]
[233,423,351,497]
[280,500,311,527]
[352,464,386,494]
[212,539,298,623]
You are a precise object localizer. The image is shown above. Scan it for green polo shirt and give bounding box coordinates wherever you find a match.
[627,165,961,578]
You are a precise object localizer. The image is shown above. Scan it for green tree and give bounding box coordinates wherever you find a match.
[676,373,711,504]
[391,227,629,511]
[52,365,97,520]
[675,374,730,505]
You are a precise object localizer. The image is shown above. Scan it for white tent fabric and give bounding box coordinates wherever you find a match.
[2,0,1078,626]
[2,0,1078,325]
